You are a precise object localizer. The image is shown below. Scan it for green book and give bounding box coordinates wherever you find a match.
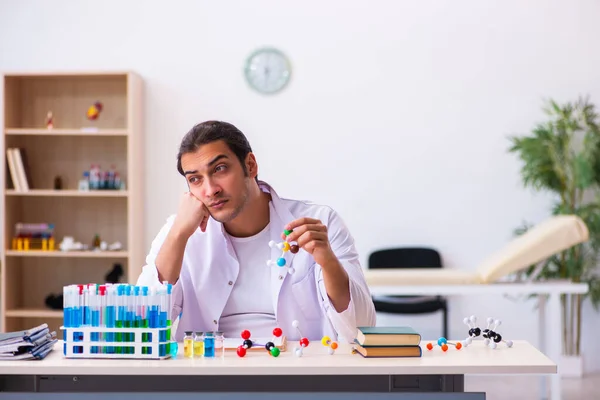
[356,326,421,346]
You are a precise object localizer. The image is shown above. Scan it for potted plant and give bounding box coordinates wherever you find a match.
[508,96,600,376]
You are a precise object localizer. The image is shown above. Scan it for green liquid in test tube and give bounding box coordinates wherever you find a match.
[142,286,149,354]
[115,285,124,354]
[166,282,173,356]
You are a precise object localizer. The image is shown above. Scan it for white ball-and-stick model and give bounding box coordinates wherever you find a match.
[291,320,310,357]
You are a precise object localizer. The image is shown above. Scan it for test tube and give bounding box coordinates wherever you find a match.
[149,287,159,355]
[83,286,90,327]
[165,282,172,356]
[90,289,99,353]
[115,285,122,353]
[63,285,72,328]
[141,286,149,354]
[98,285,106,352]
[74,285,83,330]
[149,286,158,329]
[159,285,167,338]
[105,285,116,354]
[125,285,134,353]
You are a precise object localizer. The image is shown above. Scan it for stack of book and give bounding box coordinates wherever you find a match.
[353,326,422,357]
[0,323,57,360]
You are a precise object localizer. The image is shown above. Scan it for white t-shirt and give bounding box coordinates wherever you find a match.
[218,214,276,339]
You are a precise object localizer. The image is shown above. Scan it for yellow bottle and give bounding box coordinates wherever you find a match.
[183,331,194,358]
[194,332,204,357]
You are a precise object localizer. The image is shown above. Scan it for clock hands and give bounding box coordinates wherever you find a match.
[245,48,290,94]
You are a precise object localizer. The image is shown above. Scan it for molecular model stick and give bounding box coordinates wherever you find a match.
[462,315,513,349]
[237,327,284,357]
[292,320,310,357]
[267,228,300,276]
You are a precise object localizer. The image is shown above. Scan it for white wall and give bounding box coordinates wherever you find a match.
[1,0,600,372]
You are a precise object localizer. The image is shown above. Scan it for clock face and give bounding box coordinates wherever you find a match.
[244,47,291,94]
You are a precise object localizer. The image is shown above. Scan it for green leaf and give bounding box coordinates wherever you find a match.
[508,129,565,193]
[574,153,594,189]
[584,276,600,312]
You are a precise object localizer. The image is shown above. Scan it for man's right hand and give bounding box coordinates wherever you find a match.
[172,192,210,238]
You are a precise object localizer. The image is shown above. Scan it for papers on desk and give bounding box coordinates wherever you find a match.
[0,323,58,360]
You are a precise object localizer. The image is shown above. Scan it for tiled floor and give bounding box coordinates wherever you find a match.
[465,374,600,399]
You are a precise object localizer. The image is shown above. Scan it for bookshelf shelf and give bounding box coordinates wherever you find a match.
[5,189,129,197]
[6,309,63,318]
[5,128,129,136]
[5,250,130,258]
[1,71,145,335]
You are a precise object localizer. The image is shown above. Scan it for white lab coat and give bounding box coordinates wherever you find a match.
[136,180,376,342]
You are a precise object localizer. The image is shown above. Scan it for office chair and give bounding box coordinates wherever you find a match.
[368,247,448,339]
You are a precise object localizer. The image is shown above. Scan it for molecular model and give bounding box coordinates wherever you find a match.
[267,228,300,276]
[426,337,462,352]
[87,101,103,120]
[462,315,513,349]
[321,335,339,355]
[291,320,311,357]
[237,327,284,357]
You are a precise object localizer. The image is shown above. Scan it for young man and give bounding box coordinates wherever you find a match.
[136,121,376,343]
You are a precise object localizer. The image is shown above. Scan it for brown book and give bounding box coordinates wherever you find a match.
[353,343,422,358]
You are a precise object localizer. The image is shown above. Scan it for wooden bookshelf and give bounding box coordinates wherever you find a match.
[0,72,145,334]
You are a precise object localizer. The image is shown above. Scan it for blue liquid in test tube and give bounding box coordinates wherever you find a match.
[63,285,72,328]
[149,287,159,329]
[90,289,99,353]
[106,286,116,354]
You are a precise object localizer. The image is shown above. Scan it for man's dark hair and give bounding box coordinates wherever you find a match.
[177,121,257,181]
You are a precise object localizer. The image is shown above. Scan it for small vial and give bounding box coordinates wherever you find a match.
[204,332,215,357]
[215,331,224,357]
[193,332,204,357]
[183,331,194,358]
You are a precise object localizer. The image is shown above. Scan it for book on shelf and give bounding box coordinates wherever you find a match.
[0,323,57,360]
[5,147,32,191]
[355,326,421,346]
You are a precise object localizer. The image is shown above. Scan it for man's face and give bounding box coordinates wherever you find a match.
[181,140,255,223]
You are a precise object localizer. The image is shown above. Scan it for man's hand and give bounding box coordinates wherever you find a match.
[283,217,351,312]
[282,217,336,267]
[172,192,210,238]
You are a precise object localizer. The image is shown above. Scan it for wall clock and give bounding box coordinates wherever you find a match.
[244,47,291,94]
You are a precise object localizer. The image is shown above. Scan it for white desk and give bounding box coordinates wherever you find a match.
[0,340,554,400]
[365,271,589,400]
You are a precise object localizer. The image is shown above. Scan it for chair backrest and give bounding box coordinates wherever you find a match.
[368,247,442,269]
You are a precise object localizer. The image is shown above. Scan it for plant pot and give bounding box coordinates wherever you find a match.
[559,354,584,378]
